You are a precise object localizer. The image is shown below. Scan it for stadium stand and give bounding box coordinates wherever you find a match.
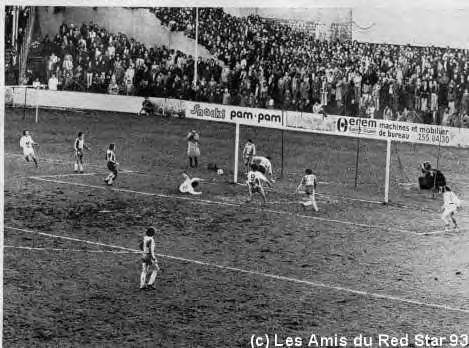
[12,7,469,127]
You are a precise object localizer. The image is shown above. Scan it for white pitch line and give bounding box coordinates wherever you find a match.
[6,151,436,209]
[5,225,469,315]
[235,183,383,205]
[4,245,137,254]
[5,152,146,175]
[31,173,99,178]
[30,176,240,207]
[418,228,467,236]
[29,176,442,236]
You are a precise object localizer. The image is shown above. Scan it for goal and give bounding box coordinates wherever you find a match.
[6,85,43,123]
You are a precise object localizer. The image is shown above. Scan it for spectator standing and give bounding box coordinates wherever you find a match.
[441,107,451,126]
[48,73,58,91]
[222,88,231,105]
[383,105,393,120]
[108,74,120,95]
[124,63,135,95]
[461,89,469,115]
[462,112,469,128]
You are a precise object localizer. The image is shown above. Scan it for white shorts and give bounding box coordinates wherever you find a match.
[179,183,190,193]
[442,204,457,217]
[23,148,35,157]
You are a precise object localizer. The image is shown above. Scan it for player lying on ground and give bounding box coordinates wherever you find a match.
[104,143,118,185]
[179,172,202,195]
[441,186,462,230]
[19,130,39,168]
[251,155,275,182]
[295,169,319,211]
[74,131,90,173]
[246,163,273,204]
[139,227,160,290]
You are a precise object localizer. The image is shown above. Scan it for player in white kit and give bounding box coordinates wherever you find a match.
[179,172,202,195]
[74,132,90,173]
[139,227,160,290]
[251,155,274,182]
[296,169,319,211]
[246,164,272,204]
[104,143,118,185]
[19,130,39,168]
[441,186,462,230]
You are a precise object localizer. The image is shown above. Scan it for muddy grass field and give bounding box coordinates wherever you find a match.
[4,107,469,347]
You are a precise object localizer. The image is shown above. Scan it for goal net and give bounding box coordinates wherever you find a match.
[6,85,43,122]
[233,122,469,208]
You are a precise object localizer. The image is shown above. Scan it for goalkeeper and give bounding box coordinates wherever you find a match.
[418,161,446,193]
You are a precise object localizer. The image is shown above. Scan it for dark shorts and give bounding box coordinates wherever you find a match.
[142,254,156,266]
[107,162,118,175]
[249,182,261,193]
[305,185,315,195]
[76,150,83,160]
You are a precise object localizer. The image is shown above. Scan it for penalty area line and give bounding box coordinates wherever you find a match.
[4,245,137,254]
[30,172,99,179]
[6,152,148,176]
[5,225,469,315]
[28,176,438,235]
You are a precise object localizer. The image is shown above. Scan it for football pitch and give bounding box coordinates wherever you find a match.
[4,107,469,347]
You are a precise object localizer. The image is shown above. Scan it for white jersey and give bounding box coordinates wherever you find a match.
[443,191,461,209]
[106,149,116,163]
[243,143,256,158]
[303,174,317,187]
[142,235,156,258]
[247,170,268,185]
[179,173,201,195]
[252,156,272,175]
[74,137,85,151]
[20,135,34,150]
[20,135,35,155]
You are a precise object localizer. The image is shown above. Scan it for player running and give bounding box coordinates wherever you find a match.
[242,139,256,173]
[139,227,160,290]
[179,172,202,195]
[246,164,273,204]
[295,169,319,211]
[73,132,90,173]
[19,130,39,168]
[104,143,118,185]
[441,186,462,231]
[251,155,274,182]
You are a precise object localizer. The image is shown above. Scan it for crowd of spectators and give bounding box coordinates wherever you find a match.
[30,8,469,127]
[151,7,469,127]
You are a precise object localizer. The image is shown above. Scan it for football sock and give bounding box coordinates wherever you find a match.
[148,271,158,285]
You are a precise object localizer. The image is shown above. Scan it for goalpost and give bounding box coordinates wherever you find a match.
[227,111,469,206]
[6,84,41,123]
[231,120,394,204]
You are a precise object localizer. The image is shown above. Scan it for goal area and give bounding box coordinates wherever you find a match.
[6,86,469,207]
